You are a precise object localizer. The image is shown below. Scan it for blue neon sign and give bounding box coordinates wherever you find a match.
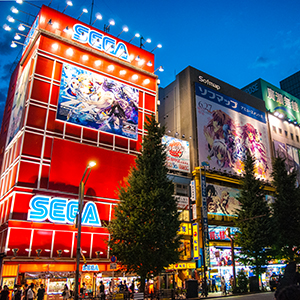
[27,195,101,226]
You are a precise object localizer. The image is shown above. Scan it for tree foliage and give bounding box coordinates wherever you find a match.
[235,151,272,277]
[108,115,181,291]
[271,155,300,262]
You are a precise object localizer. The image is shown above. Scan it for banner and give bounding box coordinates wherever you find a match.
[195,82,271,179]
[57,63,139,139]
[162,136,190,172]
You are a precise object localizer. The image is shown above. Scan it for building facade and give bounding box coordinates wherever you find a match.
[159,66,278,288]
[0,5,158,294]
[280,71,300,99]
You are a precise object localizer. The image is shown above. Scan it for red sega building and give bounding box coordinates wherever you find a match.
[0,5,157,294]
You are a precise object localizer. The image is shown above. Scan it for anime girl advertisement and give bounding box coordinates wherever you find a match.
[195,82,272,180]
[57,63,139,139]
[6,62,31,146]
[206,183,240,217]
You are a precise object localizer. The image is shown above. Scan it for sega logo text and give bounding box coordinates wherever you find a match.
[72,24,129,61]
[27,196,101,226]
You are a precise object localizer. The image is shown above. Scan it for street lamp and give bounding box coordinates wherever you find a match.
[74,161,96,300]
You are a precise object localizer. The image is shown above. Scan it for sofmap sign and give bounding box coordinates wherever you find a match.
[27,196,101,226]
[72,24,129,61]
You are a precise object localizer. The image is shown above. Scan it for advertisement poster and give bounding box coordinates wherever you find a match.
[273,140,300,184]
[6,62,31,146]
[208,226,239,241]
[206,183,240,217]
[195,82,271,179]
[57,63,139,139]
[162,136,190,173]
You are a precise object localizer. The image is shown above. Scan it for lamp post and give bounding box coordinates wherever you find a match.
[74,161,96,300]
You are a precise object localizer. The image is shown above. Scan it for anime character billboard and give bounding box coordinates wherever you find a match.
[57,63,139,139]
[206,183,240,217]
[195,82,271,179]
[274,140,300,185]
[6,62,31,146]
[162,135,190,173]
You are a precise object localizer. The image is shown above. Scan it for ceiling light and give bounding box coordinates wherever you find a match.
[66,48,74,56]
[119,70,126,75]
[108,65,114,71]
[82,55,88,61]
[132,74,138,80]
[95,60,101,66]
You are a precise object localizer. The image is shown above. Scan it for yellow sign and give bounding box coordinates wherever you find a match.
[167,262,196,270]
[192,223,200,260]
[178,223,192,235]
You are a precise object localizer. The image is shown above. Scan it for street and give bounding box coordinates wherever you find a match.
[205,292,275,299]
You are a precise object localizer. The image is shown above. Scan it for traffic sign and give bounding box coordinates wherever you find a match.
[110,263,117,270]
[110,255,117,263]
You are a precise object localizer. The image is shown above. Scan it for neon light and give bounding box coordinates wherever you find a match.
[27,195,101,226]
[72,24,129,61]
[82,264,100,271]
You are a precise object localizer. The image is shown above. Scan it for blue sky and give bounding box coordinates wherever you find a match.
[1,0,300,125]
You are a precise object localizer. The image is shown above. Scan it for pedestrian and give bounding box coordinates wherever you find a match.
[211,277,217,292]
[27,283,35,300]
[37,284,45,300]
[14,286,22,300]
[275,262,300,298]
[99,281,105,300]
[63,284,70,300]
[129,281,134,298]
[221,277,227,296]
[118,281,124,293]
[0,286,9,300]
[229,276,234,292]
[22,284,28,300]
[80,283,86,297]
[276,284,300,300]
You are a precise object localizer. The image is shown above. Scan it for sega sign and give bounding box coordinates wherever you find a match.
[82,264,99,271]
[72,24,129,61]
[27,196,101,226]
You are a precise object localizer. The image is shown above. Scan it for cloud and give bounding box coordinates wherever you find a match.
[250,56,279,69]
[0,32,14,56]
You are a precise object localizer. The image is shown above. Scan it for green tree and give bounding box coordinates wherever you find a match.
[235,151,272,280]
[108,115,181,292]
[271,155,300,262]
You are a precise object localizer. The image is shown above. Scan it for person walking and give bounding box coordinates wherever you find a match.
[27,283,35,300]
[0,286,9,300]
[221,277,227,296]
[14,286,22,300]
[99,281,105,300]
[211,277,217,292]
[37,284,45,300]
[62,284,70,300]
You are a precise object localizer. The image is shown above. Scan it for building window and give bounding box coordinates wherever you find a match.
[279,128,282,135]
[297,135,299,142]
[175,184,189,196]
[291,133,294,140]
[272,126,277,133]
[285,130,288,137]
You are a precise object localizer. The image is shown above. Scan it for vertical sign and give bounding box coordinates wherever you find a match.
[192,223,200,260]
[201,174,210,267]
[190,180,196,201]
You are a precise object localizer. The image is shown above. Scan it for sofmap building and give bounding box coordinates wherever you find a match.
[0,5,158,293]
[159,66,275,288]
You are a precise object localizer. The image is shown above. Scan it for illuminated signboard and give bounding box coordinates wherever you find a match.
[72,24,129,61]
[243,79,300,124]
[206,183,240,217]
[57,63,139,139]
[195,82,271,179]
[208,226,239,241]
[82,264,100,271]
[174,195,189,210]
[27,196,101,226]
[167,262,196,270]
[192,223,200,260]
[162,136,190,173]
[6,62,31,146]
[23,15,39,53]
[178,223,192,235]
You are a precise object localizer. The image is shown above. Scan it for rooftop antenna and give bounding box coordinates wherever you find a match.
[89,0,94,25]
